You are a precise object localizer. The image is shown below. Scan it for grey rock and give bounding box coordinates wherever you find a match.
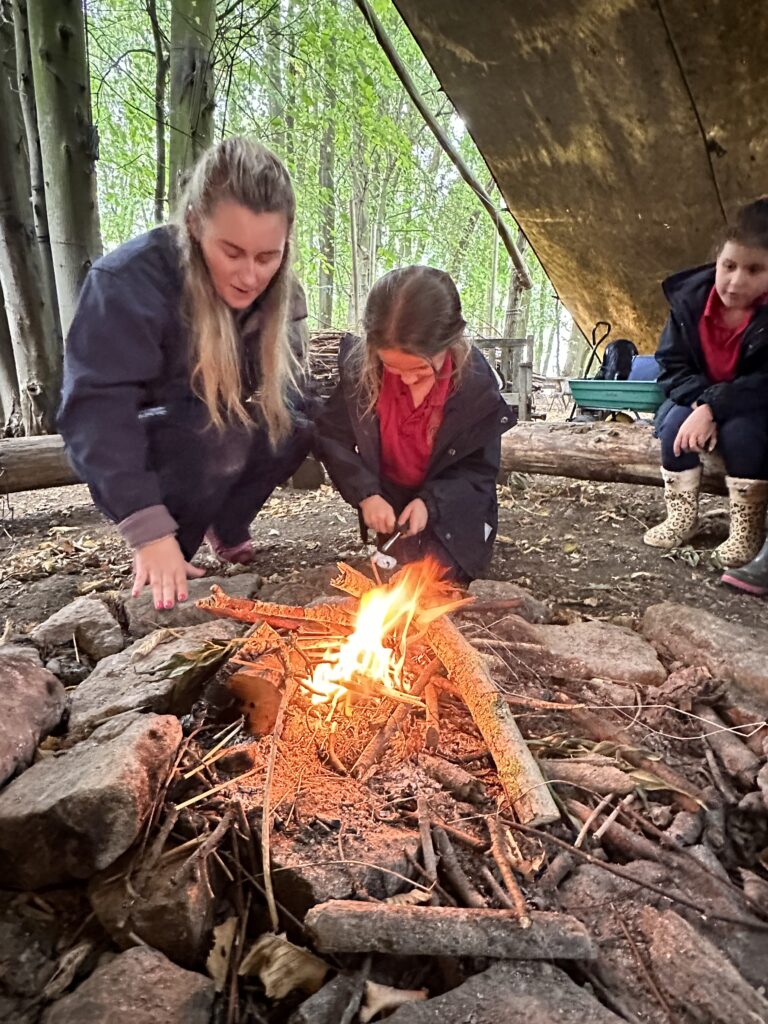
[643,602,768,713]
[124,572,261,637]
[0,650,66,785]
[532,618,667,686]
[469,578,553,623]
[287,974,358,1024]
[89,850,214,969]
[259,563,340,606]
[757,762,768,811]
[42,946,214,1024]
[0,643,42,665]
[69,619,240,737]
[385,962,623,1023]
[666,810,704,846]
[30,597,124,660]
[0,713,181,888]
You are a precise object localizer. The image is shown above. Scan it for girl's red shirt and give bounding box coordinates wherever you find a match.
[698,286,754,383]
[377,354,453,488]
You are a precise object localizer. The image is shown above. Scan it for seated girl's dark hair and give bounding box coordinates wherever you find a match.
[363,265,467,359]
[721,196,768,251]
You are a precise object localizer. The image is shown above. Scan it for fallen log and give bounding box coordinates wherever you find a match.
[500,421,727,494]
[0,435,79,493]
[304,901,596,960]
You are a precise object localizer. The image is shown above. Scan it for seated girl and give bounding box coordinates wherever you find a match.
[644,197,768,577]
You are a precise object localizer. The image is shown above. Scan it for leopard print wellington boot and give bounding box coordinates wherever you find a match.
[711,477,768,568]
[643,466,701,549]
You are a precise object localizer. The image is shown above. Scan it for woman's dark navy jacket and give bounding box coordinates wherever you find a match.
[58,226,308,541]
[655,263,768,428]
[315,334,516,580]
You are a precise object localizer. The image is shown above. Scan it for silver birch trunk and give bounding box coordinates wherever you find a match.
[27,0,102,337]
[0,31,58,434]
[11,0,61,356]
[0,294,20,434]
[168,0,216,209]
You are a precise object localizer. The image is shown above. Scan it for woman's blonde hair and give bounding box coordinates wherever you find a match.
[175,137,297,444]
[353,265,471,415]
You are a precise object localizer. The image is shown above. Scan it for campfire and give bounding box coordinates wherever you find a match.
[197,559,556,824]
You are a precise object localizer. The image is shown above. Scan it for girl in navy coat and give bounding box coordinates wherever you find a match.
[59,139,312,610]
[316,266,515,585]
[645,198,768,576]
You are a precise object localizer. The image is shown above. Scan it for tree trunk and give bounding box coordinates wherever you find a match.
[11,0,61,356]
[317,5,335,330]
[0,5,59,433]
[500,421,727,495]
[487,221,499,333]
[263,6,284,155]
[0,295,20,435]
[168,0,216,209]
[27,0,102,336]
[146,0,169,224]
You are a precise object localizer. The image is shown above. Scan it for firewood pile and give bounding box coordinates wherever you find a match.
[3,558,768,1023]
[307,330,345,400]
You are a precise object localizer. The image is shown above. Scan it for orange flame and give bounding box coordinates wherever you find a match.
[305,558,471,707]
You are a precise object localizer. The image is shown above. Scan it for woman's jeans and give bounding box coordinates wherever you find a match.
[657,403,768,478]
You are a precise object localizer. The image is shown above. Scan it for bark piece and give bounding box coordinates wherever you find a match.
[305,901,596,960]
[41,946,213,1024]
[0,713,181,888]
[0,649,65,784]
[419,753,486,804]
[639,907,768,1023]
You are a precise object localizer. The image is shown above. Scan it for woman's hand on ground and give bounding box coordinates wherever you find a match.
[398,498,429,536]
[360,495,397,534]
[132,535,206,609]
[674,405,717,455]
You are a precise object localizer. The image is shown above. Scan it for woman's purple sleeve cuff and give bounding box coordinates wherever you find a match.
[118,504,178,548]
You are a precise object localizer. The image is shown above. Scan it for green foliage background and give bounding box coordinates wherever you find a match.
[87,0,574,371]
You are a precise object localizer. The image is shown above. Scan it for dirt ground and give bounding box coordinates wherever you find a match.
[1,470,766,633]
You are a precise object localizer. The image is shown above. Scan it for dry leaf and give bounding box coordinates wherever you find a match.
[238,932,328,999]
[42,941,93,1000]
[384,887,432,906]
[360,981,428,1023]
[206,916,238,992]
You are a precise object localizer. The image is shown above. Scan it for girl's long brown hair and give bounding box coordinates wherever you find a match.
[175,137,297,444]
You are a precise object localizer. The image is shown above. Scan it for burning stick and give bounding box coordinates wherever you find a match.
[199,585,356,634]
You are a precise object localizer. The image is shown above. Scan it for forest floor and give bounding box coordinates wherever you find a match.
[1,471,766,634]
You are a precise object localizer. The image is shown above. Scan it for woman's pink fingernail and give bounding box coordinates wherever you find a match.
[164,600,173,609]
[179,594,187,602]
[155,603,163,610]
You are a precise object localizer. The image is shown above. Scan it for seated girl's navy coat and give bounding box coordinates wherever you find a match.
[316,334,516,579]
[655,263,768,429]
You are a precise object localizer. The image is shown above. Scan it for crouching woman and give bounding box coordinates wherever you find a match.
[59,138,313,610]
